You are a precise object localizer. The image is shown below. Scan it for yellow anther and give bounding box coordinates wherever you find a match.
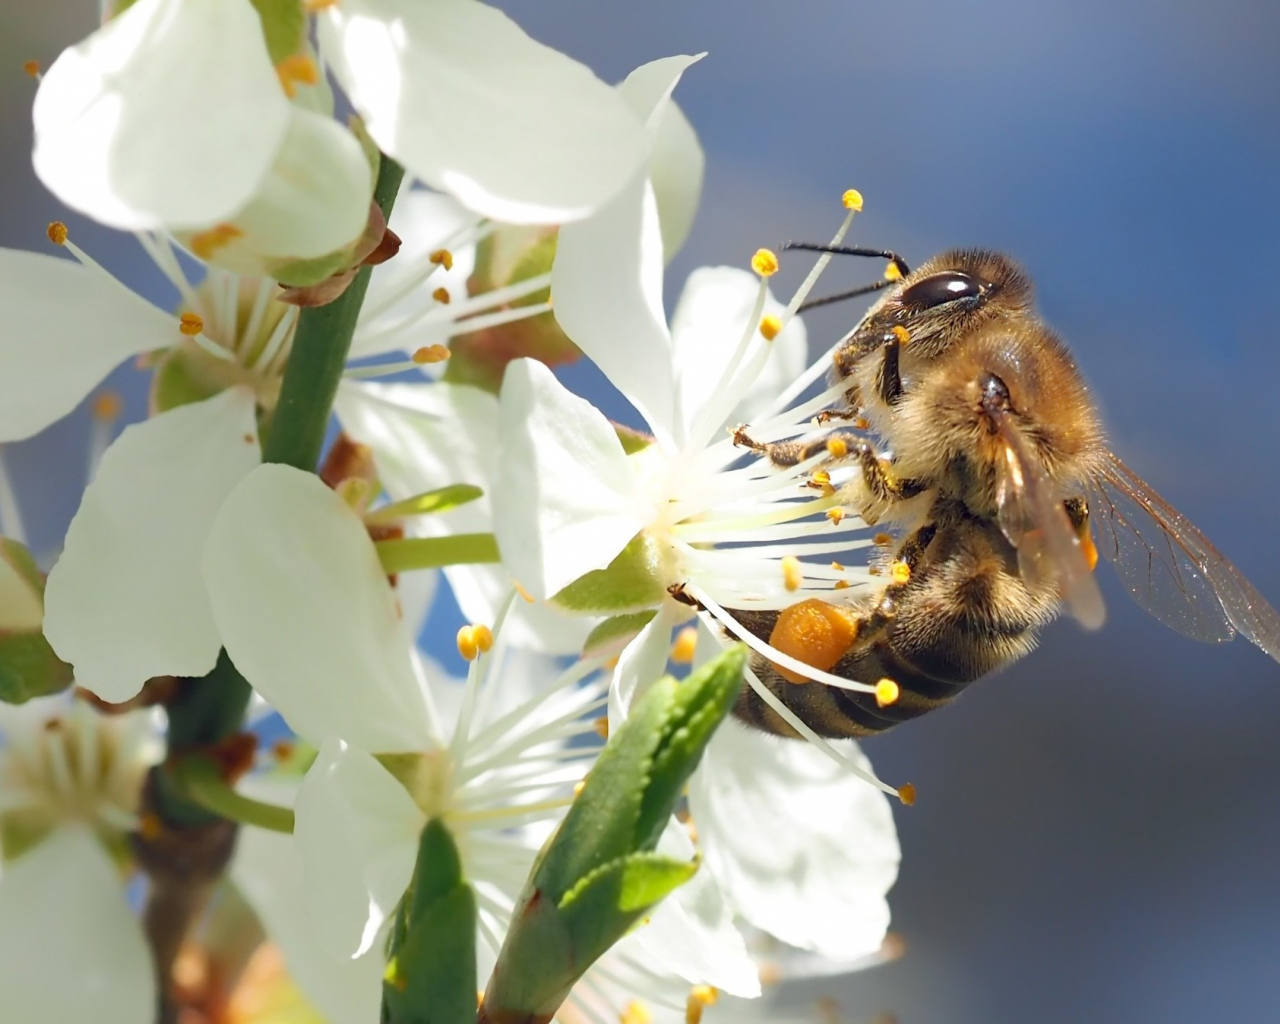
[46,221,68,246]
[23,60,41,78]
[842,188,864,212]
[303,0,339,10]
[873,532,893,546]
[513,580,535,603]
[834,579,851,590]
[573,780,585,796]
[810,469,831,488]
[670,626,698,665]
[891,324,910,344]
[875,677,900,707]
[189,223,243,261]
[781,555,803,592]
[826,508,845,525]
[826,437,848,459]
[685,986,719,1024]
[92,391,123,422]
[593,716,610,739]
[751,248,779,277]
[473,624,494,654]
[853,415,871,431]
[412,344,451,364]
[884,262,904,282]
[456,626,480,661]
[890,561,911,585]
[179,312,204,337]
[429,248,454,270]
[830,561,845,572]
[621,1002,653,1024]
[897,782,917,806]
[271,739,295,762]
[759,314,782,340]
[432,287,451,305]
[758,960,782,986]
[275,54,320,98]
[604,654,619,670]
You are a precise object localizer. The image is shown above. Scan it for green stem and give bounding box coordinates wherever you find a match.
[263,156,406,469]
[376,533,501,574]
[172,757,296,834]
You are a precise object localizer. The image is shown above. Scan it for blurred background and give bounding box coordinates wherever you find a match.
[4,1,1280,1021]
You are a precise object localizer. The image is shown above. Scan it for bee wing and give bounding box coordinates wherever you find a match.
[1089,451,1280,660]
[990,410,1107,629]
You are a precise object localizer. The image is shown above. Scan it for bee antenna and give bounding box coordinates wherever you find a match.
[783,244,912,314]
[782,242,911,279]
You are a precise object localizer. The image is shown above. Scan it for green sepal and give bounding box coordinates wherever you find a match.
[614,424,654,455]
[551,534,667,614]
[271,247,360,289]
[0,539,71,704]
[0,631,73,705]
[248,0,308,66]
[383,820,477,1024]
[582,611,657,659]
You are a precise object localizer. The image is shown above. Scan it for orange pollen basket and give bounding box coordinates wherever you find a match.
[767,598,860,684]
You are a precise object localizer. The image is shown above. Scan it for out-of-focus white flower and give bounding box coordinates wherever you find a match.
[21,187,546,704]
[32,0,373,277]
[0,695,160,1024]
[316,0,660,225]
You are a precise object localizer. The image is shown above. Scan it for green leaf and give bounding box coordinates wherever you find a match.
[582,611,657,659]
[367,485,484,524]
[383,886,477,1024]
[383,820,477,1024]
[634,644,746,850]
[478,647,746,1022]
[0,631,72,704]
[551,534,667,614]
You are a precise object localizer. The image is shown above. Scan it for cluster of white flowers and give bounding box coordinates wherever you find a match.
[0,1,906,1021]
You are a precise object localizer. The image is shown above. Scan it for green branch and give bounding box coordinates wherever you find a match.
[264,156,407,469]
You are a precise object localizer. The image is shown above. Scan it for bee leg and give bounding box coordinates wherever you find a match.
[878,332,904,405]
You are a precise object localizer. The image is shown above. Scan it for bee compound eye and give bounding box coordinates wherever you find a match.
[899,271,985,310]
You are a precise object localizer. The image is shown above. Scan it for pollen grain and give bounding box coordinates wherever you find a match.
[46,221,68,246]
[759,314,782,340]
[179,312,204,337]
[751,248,779,277]
[842,188,864,212]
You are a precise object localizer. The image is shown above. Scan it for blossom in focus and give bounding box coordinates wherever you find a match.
[199,464,759,1006]
[9,187,541,704]
[0,695,160,1024]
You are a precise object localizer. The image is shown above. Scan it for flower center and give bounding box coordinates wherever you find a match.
[0,702,154,858]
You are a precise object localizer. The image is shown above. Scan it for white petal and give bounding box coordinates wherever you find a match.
[552,170,673,445]
[44,389,260,702]
[0,826,153,1024]
[670,266,807,440]
[203,464,432,752]
[688,719,900,960]
[194,109,373,275]
[334,380,594,652]
[33,0,289,230]
[628,819,760,997]
[648,99,705,261]
[615,55,705,262]
[0,249,178,441]
[294,739,423,960]
[496,360,649,600]
[607,599,683,731]
[318,0,645,224]
[356,188,478,358]
[232,778,384,1024]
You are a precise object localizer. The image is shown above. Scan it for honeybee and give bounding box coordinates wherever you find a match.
[729,247,1280,739]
